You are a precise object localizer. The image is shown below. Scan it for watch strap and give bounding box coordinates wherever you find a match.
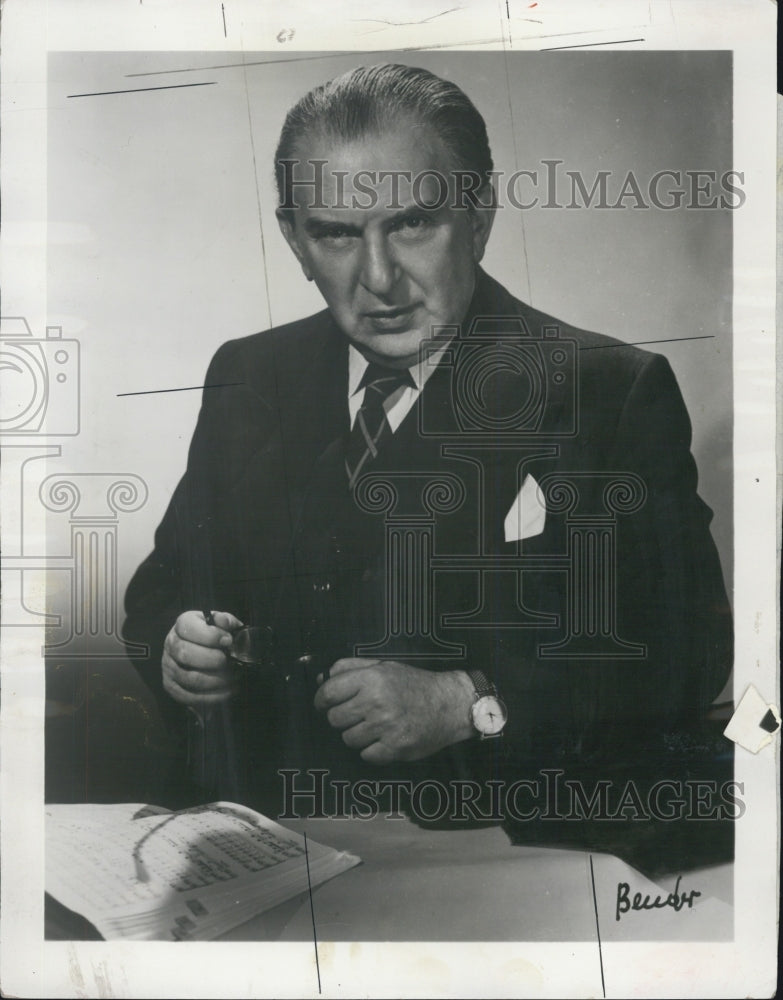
[467,669,497,698]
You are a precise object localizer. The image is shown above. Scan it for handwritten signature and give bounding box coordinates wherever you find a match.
[616,875,701,921]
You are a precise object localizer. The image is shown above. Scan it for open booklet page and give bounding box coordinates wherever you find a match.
[45,801,360,941]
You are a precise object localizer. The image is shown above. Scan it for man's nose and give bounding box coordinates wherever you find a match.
[358,236,399,297]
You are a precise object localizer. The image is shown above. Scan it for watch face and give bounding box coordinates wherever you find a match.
[471,695,508,735]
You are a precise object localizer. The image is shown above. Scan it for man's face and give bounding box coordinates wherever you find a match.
[277,121,494,368]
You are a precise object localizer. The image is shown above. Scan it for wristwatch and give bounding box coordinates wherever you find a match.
[467,669,508,739]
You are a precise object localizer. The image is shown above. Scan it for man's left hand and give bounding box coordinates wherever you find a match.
[313,658,475,764]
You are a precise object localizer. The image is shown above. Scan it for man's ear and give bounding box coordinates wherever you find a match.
[469,203,496,265]
[276,208,313,281]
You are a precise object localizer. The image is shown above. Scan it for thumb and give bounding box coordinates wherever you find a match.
[208,610,245,632]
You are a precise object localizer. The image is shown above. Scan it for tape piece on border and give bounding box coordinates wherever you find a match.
[723,684,781,753]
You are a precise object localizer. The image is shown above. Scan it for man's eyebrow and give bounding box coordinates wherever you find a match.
[303,218,363,237]
[303,204,439,238]
[388,204,439,221]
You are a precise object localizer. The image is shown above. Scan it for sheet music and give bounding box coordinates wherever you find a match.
[45,802,360,940]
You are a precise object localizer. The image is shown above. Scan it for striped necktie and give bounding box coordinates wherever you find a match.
[345,362,415,489]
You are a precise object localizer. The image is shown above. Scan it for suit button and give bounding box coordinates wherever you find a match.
[362,569,373,582]
[295,653,314,666]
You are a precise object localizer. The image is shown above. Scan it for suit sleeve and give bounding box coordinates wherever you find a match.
[483,352,733,768]
[121,340,240,730]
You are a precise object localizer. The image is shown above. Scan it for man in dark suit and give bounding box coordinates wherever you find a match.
[123,65,732,859]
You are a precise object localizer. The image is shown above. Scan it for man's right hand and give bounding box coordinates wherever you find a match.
[162,610,244,708]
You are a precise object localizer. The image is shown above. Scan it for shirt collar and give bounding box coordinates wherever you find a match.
[348,339,453,397]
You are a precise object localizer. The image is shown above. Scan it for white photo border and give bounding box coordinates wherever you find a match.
[0,1,777,997]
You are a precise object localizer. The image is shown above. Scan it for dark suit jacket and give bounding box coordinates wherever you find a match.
[123,269,733,855]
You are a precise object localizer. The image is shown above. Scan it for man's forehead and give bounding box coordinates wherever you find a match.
[286,127,466,215]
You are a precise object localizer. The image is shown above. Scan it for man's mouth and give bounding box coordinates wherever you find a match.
[364,305,419,330]
[365,305,415,319]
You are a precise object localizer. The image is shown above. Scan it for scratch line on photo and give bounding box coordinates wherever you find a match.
[67,82,218,99]
[579,335,715,352]
[303,833,322,994]
[542,38,645,51]
[116,383,244,397]
[589,854,607,998]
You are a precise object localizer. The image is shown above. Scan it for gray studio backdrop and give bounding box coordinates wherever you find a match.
[45,50,732,652]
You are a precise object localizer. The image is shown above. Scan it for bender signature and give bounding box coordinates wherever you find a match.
[615,875,701,921]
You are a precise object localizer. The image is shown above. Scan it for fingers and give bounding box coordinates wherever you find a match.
[314,660,382,731]
[359,741,396,766]
[162,649,233,692]
[338,720,408,765]
[325,696,366,731]
[315,662,452,765]
[314,657,390,709]
[339,719,376,750]
[166,608,245,671]
[314,657,403,718]
[162,661,235,708]
[165,632,228,672]
[175,609,241,650]
[313,669,369,712]
[161,609,243,708]
[338,721,399,764]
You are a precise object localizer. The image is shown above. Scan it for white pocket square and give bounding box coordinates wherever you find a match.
[504,473,547,543]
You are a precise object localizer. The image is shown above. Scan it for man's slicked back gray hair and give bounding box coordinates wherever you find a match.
[275,63,494,211]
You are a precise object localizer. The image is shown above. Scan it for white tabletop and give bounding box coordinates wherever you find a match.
[222,815,733,942]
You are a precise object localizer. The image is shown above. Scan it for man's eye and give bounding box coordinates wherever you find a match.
[318,228,352,241]
[390,215,430,235]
